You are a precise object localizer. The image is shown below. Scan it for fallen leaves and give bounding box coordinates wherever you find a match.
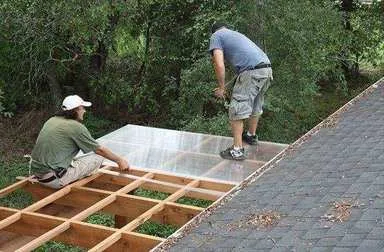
[226,210,281,231]
[322,199,364,223]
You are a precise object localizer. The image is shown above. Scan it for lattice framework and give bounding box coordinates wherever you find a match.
[0,166,236,251]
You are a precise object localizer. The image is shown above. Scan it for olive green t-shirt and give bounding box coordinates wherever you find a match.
[31,116,100,174]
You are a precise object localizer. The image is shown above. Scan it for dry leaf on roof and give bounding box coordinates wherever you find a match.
[226,210,281,231]
[245,211,281,227]
[322,199,363,223]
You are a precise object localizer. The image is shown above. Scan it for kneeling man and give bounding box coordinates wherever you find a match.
[30,95,129,189]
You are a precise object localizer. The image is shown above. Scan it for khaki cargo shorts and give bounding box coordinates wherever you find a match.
[228,67,273,121]
[42,153,104,189]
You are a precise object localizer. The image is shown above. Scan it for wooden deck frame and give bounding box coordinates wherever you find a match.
[0,166,236,251]
[0,123,288,252]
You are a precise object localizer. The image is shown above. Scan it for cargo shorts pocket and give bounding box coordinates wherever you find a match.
[229,94,251,120]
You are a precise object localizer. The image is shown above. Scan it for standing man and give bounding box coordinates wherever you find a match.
[209,22,273,160]
[30,95,129,189]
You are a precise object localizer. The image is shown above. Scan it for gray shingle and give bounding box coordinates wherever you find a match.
[168,80,384,252]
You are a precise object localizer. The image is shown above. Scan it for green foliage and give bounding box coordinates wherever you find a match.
[133,188,170,200]
[83,112,116,139]
[0,161,29,188]
[0,189,33,209]
[176,197,213,208]
[136,220,178,238]
[85,212,115,228]
[348,1,384,68]
[2,0,381,142]
[0,84,13,118]
[34,241,85,252]
[169,57,222,127]
[238,0,346,109]
[182,113,231,137]
[0,160,33,208]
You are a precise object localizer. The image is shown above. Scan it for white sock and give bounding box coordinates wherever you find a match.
[247,131,255,137]
[233,146,242,151]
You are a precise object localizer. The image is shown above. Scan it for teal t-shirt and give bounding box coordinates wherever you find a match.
[31,116,100,174]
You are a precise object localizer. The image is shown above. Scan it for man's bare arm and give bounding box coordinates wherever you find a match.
[95,145,129,171]
[212,49,226,98]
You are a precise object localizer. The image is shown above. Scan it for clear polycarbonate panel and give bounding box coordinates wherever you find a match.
[98,125,287,184]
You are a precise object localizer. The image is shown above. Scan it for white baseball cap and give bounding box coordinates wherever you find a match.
[61,95,92,111]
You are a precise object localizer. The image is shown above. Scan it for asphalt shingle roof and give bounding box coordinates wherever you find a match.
[159,78,384,252]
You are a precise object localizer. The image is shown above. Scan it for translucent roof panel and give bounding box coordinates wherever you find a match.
[98,125,288,184]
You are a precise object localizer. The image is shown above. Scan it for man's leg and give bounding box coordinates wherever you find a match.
[248,115,260,136]
[59,153,104,186]
[220,119,246,160]
[243,68,272,145]
[231,119,244,148]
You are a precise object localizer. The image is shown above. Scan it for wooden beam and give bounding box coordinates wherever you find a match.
[0,207,18,218]
[55,187,110,210]
[105,232,164,252]
[15,222,71,252]
[0,178,31,198]
[72,195,116,221]
[25,185,110,213]
[74,186,113,195]
[25,176,85,212]
[0,212,21,230]
[104,195,158,219]
[0,151,241,252]
[99,169,226,201]
[93,173,135,187]
[198,179,236,192]
[55,222,115,249]
[89,178,201,251]
[17,166,115,212]
[12,171,155,251]
[0,168,114,250]
[151,202,203,227]
[88,232,122,252]
[0,231,35,252]
[152,173,193,185]
[89,203,164,251]
[23,182,55,201]
[3,213,63,238]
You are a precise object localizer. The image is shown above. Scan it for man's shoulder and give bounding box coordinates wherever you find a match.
[51,116,88,132]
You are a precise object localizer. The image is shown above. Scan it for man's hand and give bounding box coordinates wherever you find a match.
[96,145,130,172]
[117,158,130,171]
[214,87,226,99]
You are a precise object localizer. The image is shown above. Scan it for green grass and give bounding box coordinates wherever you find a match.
[133,188,214,208]
[136,220,178,238]
[133,188,170,200]
[0,160,33,209]
[34,241,85,252]
[0,160,29,188]
[85,212,115,228]
[0,189,34,209]
[176,196,213,208]
[131,188,213,238]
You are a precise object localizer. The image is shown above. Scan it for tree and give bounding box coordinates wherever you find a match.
[0,0,132,110]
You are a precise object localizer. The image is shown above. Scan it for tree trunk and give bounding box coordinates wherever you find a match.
[135,21,151,89]
[340,0,358,77]
[341,0,354,30]
[46,64,62,110]
[89,42,107,76]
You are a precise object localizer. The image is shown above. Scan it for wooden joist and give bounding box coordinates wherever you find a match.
[0,163,237,251]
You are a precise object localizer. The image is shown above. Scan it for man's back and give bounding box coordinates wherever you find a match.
[31,116,98,173]
[209,28,270,73]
